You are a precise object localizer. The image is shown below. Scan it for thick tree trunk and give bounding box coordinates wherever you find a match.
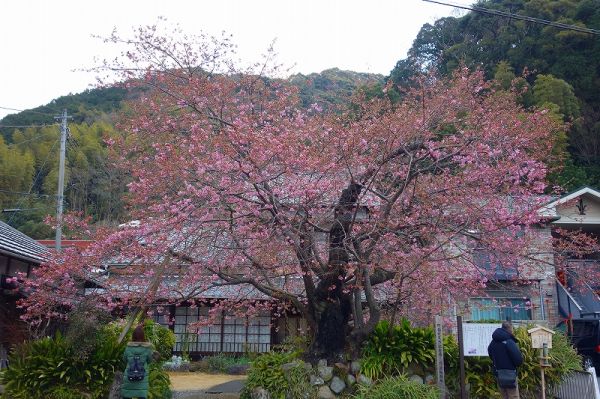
[309,280,353,360]
[308,182,363,359]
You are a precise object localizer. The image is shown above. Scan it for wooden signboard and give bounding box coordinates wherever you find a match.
[528,326,554,349]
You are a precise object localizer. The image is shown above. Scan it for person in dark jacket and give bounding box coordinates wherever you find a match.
[488,321,524,399]
[121,325,154,399]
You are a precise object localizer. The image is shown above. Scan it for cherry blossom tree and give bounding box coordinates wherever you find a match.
[21,25,564,358]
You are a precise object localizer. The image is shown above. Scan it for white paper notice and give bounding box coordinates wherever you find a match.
[462,323,501,356]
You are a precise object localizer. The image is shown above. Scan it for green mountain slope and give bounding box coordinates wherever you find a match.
[0,87,128,142]
[0,69,382,238]
[289,68,384,108]
[390,0,600,190]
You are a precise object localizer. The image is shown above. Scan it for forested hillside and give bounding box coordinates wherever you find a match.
[289,68,384,108]
[389,0,600,190]
[0,122,127,238]
[0,70,382,238]
[0,87,127,141]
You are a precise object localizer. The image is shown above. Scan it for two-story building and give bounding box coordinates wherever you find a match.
[463,187,600,328]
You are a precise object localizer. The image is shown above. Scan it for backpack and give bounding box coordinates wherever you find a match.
[127,354,146,382]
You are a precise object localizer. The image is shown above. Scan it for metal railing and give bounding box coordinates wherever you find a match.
[556,279,584,319]
[556,266,600,319]
[173,341,271,354]
[551,367,600,399]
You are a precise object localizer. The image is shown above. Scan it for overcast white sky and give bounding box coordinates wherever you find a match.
[0,0,470,120]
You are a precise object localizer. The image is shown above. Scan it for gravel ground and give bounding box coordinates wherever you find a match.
[168,372,246,391]
[172,391,241,399]
[169,372,246,399]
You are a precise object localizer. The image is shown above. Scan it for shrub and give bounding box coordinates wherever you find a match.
[143,319,176,362]
[46,386,89,399]
[444,326,582,399]
[64,303,113,361]
[353,375,440,399]
[443,335,498,399]
[206,353,235,373]
[0,332,121,399]
[361,319,435,379]
[359,322,582,398]
[272,334,310,356]
[148,363,172,399]
[0,319,174,399]
[281,360,315,399]
[188,359,210,372]
[512,327,581,398]
[204,353,250,373]
[99,318,175,362]
[241,351,301,399]
[162,355,191,371]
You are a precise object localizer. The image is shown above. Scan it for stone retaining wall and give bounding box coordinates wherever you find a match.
[250,359,435,399]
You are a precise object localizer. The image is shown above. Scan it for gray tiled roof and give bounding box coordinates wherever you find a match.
[0,221,49,263]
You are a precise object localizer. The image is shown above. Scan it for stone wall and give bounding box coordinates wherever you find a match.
[250,358,435,399]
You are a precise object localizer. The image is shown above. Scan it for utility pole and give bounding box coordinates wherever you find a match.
[55,109,68,251]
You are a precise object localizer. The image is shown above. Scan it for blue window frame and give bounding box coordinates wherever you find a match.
[470,297,532,321]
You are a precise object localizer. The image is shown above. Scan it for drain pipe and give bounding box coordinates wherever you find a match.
[539,280,546,321]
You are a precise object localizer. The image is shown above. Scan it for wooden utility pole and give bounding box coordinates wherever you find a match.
[54,109,68,251]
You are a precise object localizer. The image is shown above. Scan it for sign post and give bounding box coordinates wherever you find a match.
[434,315,446,399]
[457,316,467,399]
[528,326,555,399]
[457,322,501,398]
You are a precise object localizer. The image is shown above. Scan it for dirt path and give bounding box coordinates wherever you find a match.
[168,372,246,391]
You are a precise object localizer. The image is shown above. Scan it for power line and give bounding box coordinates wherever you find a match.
[2,208,45,213]
[0,106,59,117]
[6,131,59,148]
[0,189,51,198]
[0,123,59,129]
[6,138,60,226]
[422,0,600,36]
[66,129,81,153]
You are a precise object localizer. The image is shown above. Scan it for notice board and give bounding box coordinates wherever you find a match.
[462,323,501,356]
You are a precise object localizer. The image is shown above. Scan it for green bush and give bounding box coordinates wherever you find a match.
[143,319,176,362]
[353,375,440,399]
[512,327,581,399]
[241,351,302,399]
[0,319,174,399]
[188,359,210,372]
[443,335,498,399]
[148,363,172,399]
[281,360,315,399]
[272,334,310,356]
[205,353,249,373]
[359,322,582,399]
[361,319,435,379]
[46,386,89,399]
[444,326,582,399]
[99,318,175,362]
[0,332,122,399]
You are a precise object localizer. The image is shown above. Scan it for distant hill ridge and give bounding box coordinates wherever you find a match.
[0,68,383,141]
[0,86,128,140]
[288,68,384,108]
